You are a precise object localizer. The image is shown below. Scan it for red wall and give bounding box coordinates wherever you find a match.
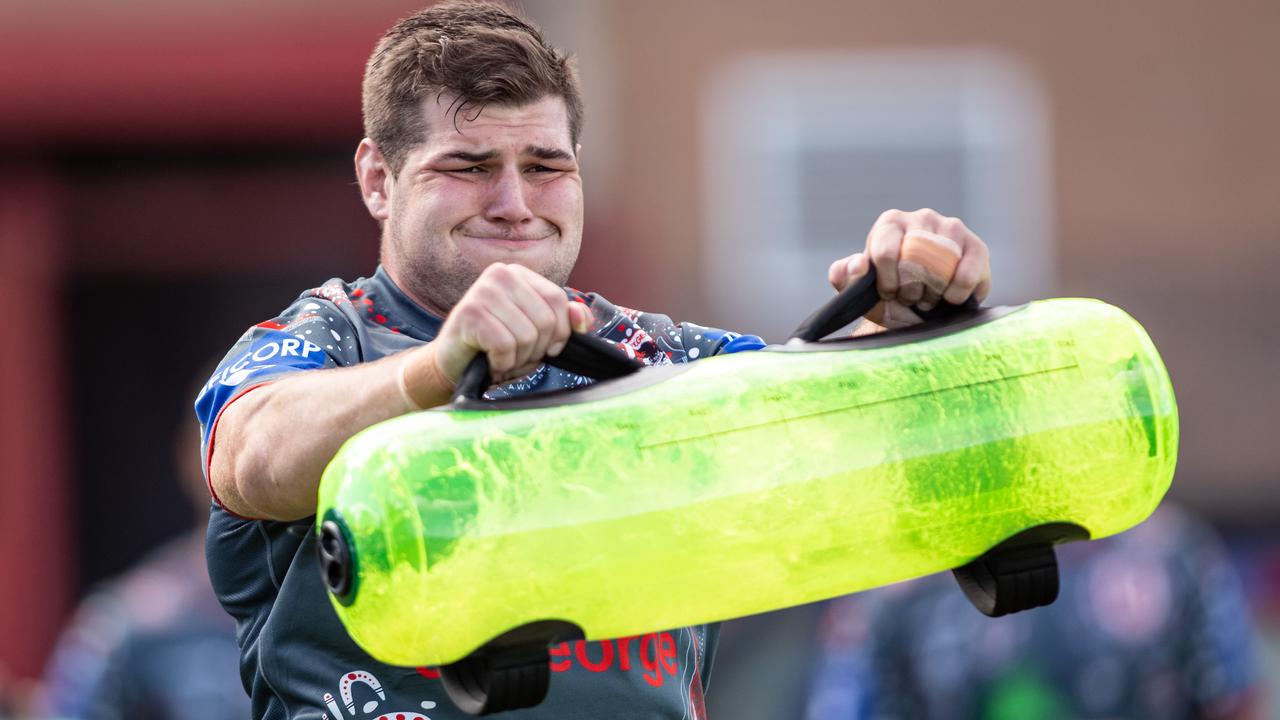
[0,174,73,679]
[0,8,410,679]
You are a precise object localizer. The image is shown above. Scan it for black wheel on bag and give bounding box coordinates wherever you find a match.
[439,645,550,715]
[438,620,583,716]
[952,522,1088,617]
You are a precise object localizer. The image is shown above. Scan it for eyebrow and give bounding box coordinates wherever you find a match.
[439,150,497,163]
[436,146,574,164]
[526,146,575,162]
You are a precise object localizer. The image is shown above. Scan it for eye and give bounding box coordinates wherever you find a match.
[450,166,486,175]
[525,164,556,173]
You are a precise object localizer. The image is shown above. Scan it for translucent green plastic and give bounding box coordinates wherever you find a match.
[317,299,1177,667]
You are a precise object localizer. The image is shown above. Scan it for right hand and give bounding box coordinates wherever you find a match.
[432,262,593,385]
[829,228,966,331]
[828,209,989,331]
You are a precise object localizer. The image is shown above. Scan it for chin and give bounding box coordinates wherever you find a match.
[455,232,578,285]
[473,242,556,268]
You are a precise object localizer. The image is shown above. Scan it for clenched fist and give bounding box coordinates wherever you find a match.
[398,263,592,409]
[828,209,991,331]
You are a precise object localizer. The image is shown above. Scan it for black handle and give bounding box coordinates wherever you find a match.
[788,265,979,342]
[453,355,496,404]
[452,331,645,403]
[788,267,883,342]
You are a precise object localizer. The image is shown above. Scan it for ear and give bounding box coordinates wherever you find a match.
[355,138,393,221]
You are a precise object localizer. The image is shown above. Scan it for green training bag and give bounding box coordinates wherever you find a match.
[316,274,1176,715]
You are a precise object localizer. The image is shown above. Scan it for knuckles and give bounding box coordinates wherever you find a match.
[449,299,487,325]
[511,323,539,347]
[530,302,559,333]
[453,262,567,364]
[869,243,897,262]
[876,208,907,226]
[479,262,515,283]
[861,210,990,308]
[889,208,938,229]
[938,216,968,237]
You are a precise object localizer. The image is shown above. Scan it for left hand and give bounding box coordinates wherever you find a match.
[827,208,991,331]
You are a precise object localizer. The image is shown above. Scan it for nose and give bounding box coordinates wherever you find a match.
[484,167,534,225]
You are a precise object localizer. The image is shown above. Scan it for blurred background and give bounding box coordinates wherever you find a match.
[1,0,1277,717]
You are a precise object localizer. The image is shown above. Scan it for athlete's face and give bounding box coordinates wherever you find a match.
[358,94,583,317]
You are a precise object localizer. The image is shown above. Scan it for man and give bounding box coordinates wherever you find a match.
[195,2,992,718]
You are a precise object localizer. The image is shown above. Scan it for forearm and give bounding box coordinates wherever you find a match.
[210,345,454,520]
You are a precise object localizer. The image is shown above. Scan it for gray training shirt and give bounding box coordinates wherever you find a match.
[195,266,765,719]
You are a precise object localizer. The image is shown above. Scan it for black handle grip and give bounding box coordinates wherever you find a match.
[788,265,979,342]
[452,331,645,403]
[788,267,882,342]
[453,354,495,404]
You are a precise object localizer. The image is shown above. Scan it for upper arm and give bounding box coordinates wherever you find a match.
[204,381,279,519]
[195,300,356,517]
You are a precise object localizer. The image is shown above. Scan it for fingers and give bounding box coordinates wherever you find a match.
[498,264,572,374]
[440,262,578,383]
[917,286,943,313]
[943,226,991,305]
[567,301,592,334]
[973,277,992,305]
[549,298,594,357]
[900,229,960,312]
[865,300,922,330]
[454,304,519,377]
[828,252,869,292]
[545,291,573,358]
[859,210,990,315]
[481,294,542,372]
[502,264,567,363]
[866,210,906,300]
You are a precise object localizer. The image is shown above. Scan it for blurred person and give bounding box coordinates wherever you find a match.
[36,395,249,719]
[806,504,1265,720]
[195,1,994,717]
[0,668,38,719]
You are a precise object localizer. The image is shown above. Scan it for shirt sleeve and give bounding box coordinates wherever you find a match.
[571,290,766,365]
[193,293,363,507]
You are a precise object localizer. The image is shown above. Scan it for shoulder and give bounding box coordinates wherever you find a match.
[194,278,370,433]
[570,289,765,365]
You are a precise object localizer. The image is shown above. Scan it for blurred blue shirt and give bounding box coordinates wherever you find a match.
[807,505,1262,720]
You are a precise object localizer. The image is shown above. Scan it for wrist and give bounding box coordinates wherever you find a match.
[397,345,456,411]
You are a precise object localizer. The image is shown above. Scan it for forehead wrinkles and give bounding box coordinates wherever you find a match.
[421,96,572,151]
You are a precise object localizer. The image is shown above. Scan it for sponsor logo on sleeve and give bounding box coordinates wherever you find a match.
[195,330,329,437]
[208,330,327,389]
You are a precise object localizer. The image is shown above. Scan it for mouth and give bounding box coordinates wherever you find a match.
[458,231,556,248]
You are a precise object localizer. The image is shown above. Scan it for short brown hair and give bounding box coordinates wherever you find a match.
[362,1,583,176]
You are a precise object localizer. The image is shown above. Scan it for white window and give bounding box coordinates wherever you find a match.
[700,50,1053,341]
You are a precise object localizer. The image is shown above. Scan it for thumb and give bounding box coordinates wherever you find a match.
[829,253,869,292]
[568,301,592,334]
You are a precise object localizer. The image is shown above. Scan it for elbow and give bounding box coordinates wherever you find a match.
[208,438,310,521]
[222,438,314,522]
[208,435,269,520]
[208,394,312,521]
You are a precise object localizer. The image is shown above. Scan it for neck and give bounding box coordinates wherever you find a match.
[383,263,453,319]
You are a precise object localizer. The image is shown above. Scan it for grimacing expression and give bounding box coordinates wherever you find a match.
[377,94,583,317]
